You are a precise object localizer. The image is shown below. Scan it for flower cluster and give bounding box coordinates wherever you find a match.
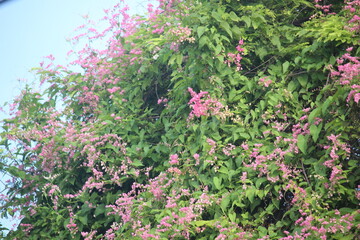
[1,0,359,239]
[314,0,333,13]
[187,87,224,120]
[323,134,350,187]
[331,48,360,103]
[168,25,195,43]
[258,76,273,87]
[225,39,244,71]
[167,24,195,51]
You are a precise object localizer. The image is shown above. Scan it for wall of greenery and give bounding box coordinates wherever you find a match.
[1,0,359,239]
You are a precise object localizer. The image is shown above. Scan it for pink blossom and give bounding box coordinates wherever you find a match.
[168,25,195,43]
[353,93,360,103]
[169,154,179,164]
[241,143,249,150]
[193,153,200,165]
[259,77,273,87]
[159,216,172,228]
[157,97,168,105]
[187,88,224,120]
[167,167,182,175]
[241,172,247,182]
[222,144,235,156]
[206,138,217,155]
[236,39,245,52]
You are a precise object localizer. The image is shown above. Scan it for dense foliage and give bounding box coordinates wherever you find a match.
[1,0,359,239]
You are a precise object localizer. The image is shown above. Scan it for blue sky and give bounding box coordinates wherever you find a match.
[0,0,150,108]
[0,0,150,233]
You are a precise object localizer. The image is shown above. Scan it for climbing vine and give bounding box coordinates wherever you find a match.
[0,0,359,239]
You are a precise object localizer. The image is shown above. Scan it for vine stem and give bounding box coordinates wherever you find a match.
[301,158,311,186]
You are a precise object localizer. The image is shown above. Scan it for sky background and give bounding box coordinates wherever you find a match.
[0,0,151,233]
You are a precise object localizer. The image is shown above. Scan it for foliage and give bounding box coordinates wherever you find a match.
[1,0,359,239]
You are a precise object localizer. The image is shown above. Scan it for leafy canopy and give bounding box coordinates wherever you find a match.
[1,0,359,239]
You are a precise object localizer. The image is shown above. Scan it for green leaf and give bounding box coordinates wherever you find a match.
[213,176,222,190]
[282,61,290,73]
[192,220,215,227]
[258,226,268,237]
[322,96,333,115]
[220,195,230,212]
[298,75,308,87]
[215,44,222,55]
[229,11,240,22]
[246,188,255,203]
[287,80,298,92]
[310,124,322,143]
[255,178,267,189]
[229,88,236,102]
[240,133,250,139]
[176,54,183,66]
[197,26,207,38]
[220,21,233,38]
[255,47,268,60]
[231,25,243,38]
[131,159,144,167]
[218,167,229,175]
[339,207,356,214]
[241,16,251,27]
[94,204,105,217]
[168,54,177,65]
[228,211,236,222]
[199,36,210,48]
[211,11,222,22]
[297,135,307,154]
[8,166,26,179]
[78,215,88,225]
[270,36,281,50]
[303,158,316,165]
[308,107,321,123]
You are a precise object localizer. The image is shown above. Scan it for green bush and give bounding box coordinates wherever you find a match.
[1,0,359,239]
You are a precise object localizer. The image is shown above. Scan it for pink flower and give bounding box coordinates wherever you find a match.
[169,154,179,164]
[167,167,182,175]
[193,153,200,165]
[353,93,360,103]
[349,14,360,23]
[187,88,223,120]
[107,87,121,94]
[241,172,247,181]
[259,77,272,87]
[241,143,249,150]
[157,97,168,104]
